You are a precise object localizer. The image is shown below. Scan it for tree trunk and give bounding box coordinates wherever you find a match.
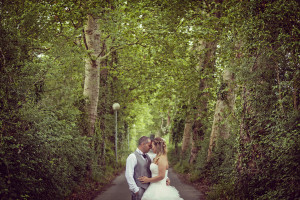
[167,111,171,127]
[83,15,101,136]
[190,40,217,163]
[181,116,193,158]
[207,69,235,162]
[236,87,258,174]
[159,117,164,136]
[189,118,205,164]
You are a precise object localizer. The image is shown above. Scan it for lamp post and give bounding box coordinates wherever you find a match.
[112,103,120,163]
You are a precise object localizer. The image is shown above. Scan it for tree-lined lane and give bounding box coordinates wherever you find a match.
[94,168,204,200]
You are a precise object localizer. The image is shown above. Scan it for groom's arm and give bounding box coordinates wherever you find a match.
[125,154,139,193]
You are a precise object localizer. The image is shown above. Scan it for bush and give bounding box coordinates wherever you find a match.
[207,181,236,200]
[0,104,90,200]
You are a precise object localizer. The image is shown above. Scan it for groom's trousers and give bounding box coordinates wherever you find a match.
[131,187,146,200]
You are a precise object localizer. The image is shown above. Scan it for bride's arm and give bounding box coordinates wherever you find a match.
[139,156,167,183]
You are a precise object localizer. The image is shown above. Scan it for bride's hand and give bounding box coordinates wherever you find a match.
[138,176,150,183]
[166,177,170,186]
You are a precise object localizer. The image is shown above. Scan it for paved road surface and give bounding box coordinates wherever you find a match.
[94,152,204,200]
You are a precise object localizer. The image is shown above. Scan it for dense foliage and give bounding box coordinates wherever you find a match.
[0,0,299,199]
[168,1,300,200]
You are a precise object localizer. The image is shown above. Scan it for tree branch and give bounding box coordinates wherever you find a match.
[82,28,95,61]
[82,29,89,51]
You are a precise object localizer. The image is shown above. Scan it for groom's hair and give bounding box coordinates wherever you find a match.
[138,136,150,146]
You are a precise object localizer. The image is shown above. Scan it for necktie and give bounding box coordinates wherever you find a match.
[142,154,147,159]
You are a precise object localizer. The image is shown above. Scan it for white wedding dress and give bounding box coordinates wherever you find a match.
[141,163,184,200]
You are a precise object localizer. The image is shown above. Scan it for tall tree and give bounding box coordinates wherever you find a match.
[207,69,235,162]
[181,114,193,158]
[83,14,102,136]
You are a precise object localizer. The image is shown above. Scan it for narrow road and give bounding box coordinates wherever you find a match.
[94,156,204,200]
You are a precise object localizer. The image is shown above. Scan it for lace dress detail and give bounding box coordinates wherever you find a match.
[141,163,184,200]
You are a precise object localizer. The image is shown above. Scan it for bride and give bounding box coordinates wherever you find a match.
[138,137,183,200]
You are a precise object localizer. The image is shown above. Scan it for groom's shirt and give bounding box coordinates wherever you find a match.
[125,148,153,193]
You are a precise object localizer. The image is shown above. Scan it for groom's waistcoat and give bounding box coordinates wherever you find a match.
[133,151,151,189]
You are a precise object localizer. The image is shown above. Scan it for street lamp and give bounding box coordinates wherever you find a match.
[112,103,120,163]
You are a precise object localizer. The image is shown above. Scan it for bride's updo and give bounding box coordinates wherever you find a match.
[153,137,167,163]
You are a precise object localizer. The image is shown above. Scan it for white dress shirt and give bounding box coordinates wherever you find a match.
[125,148,153,193]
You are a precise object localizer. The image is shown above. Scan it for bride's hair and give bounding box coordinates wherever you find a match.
[153,137,167,164]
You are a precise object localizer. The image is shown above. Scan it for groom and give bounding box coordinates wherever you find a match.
[125,136,152,200]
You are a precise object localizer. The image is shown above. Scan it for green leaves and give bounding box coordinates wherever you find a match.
[1,0,299,199]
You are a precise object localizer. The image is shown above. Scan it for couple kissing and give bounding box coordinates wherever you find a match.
[125,136,183,200]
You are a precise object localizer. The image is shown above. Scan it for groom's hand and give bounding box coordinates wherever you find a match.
[138,176,149,183]
[166,177,170,186]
